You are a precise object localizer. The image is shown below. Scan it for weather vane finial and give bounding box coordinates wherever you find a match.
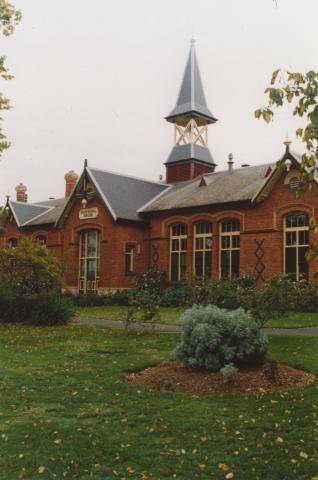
[283,132,292,148]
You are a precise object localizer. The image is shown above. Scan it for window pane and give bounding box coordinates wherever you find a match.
[231,250,240,278]
[285,247,296,280]
[221,251,230,279]
[204,251,212,278]
[87,259,96,280]
[286,213,309,228]
[222,236,230,249]
[205,237,213,250]
[232,235,240,249]
[195,251,203,277]
[181,239,187,251]
[172,223,187,236]
[180,253,187,280]
[196,222,212,235]
[196,238,203,250]
[221,219,240,233]
[297,214,309,227]
[87,231,97,257]
[171,252,179,281]
[298,230,309,246]
[299,246,309,279]
[286,231,296,246]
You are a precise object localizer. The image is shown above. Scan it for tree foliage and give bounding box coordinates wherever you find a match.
[0,0,21,156]
[0,205,8,232]
[0,236,63,295]
[255,69,318,183]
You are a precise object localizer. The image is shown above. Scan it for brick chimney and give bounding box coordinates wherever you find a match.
[15,183,27,202]
[64,170,78,197]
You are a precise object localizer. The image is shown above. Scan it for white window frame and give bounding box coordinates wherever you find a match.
[219,220,240,279]
[284,212,309,281]
[79,230,100,294]
[125,243,135,274]
[193,222,213,278]
[169,224,187,281]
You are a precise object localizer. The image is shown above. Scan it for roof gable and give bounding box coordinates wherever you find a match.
[56,166,170,226]
[9,201,53,227]
[87,168,169,222]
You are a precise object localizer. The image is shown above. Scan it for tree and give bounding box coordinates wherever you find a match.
[0,236,63,295]
[255,69,318,184]
[0,0,21,156]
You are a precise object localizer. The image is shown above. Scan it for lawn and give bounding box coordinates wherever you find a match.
[75,305,318,329]
[0,325,318,479]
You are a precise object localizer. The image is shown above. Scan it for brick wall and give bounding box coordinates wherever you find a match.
[166,161,215,183]
[2,169,318,291]
[147,174,318,284]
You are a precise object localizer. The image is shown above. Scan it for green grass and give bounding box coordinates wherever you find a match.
[75,305,184,324]
[75,305,318,329]
[1,324,318,479]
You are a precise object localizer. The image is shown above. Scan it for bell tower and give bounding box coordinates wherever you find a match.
[165,40,217,183]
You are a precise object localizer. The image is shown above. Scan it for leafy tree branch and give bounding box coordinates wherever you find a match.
[0,0,21,156]
[255,69,318,184]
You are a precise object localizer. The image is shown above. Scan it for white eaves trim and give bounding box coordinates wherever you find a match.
[22,206,54,226]
[8,201,21,227]
[86,167,117,221]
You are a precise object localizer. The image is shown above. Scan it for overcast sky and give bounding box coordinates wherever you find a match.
[0,0,317,202]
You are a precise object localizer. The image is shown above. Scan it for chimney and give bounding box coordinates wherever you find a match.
[227,153,234,173]
[15,183,27,202]
[64,170,78,197]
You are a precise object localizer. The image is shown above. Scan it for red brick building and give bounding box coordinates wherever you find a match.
[1,41,318,292]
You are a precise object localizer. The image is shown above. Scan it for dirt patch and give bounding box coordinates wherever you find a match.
[126,361,315,396]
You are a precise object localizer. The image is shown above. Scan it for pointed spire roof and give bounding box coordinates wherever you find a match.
[166,40,217,124]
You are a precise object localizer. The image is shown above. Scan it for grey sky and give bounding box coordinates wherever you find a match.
[1,0,317,202]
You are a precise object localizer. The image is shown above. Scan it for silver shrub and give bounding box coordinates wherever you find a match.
[175,305,267,371]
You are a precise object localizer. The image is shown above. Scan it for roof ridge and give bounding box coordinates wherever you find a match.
[10,200,52,209]
[88,166,168,186]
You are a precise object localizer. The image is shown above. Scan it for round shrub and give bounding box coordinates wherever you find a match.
[0,290,74,326]
[175,305,267,371]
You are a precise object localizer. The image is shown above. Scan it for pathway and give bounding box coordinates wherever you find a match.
[75,318,318,336]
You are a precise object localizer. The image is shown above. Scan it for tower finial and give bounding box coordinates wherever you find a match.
[190,36,196,46]
[283,132,292,149]
[84,158,88,168]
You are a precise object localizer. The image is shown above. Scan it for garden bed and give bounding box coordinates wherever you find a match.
[127,361,315,396]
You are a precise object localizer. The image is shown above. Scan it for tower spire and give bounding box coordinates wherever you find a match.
[164,41,217,184]
[166,39,217,124]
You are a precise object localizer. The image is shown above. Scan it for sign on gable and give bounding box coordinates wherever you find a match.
[79,207,99,220]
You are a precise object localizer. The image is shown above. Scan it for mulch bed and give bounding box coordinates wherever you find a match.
[126,361,315,396]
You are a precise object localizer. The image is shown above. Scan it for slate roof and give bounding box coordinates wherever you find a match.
[166,41,217,124]
[165,144,215,165]
[26,198,68,226]
[9,198,67,227]
[86,167,169,222]
[139,163,276,213]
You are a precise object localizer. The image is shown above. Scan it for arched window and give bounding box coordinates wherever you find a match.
[8,237,18,248]
[220,219,240,279]
[284,212,309,281]
[170,223,187,281]
[194,222,212,278]
[35,235,47,246]
[79,230,100,293]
